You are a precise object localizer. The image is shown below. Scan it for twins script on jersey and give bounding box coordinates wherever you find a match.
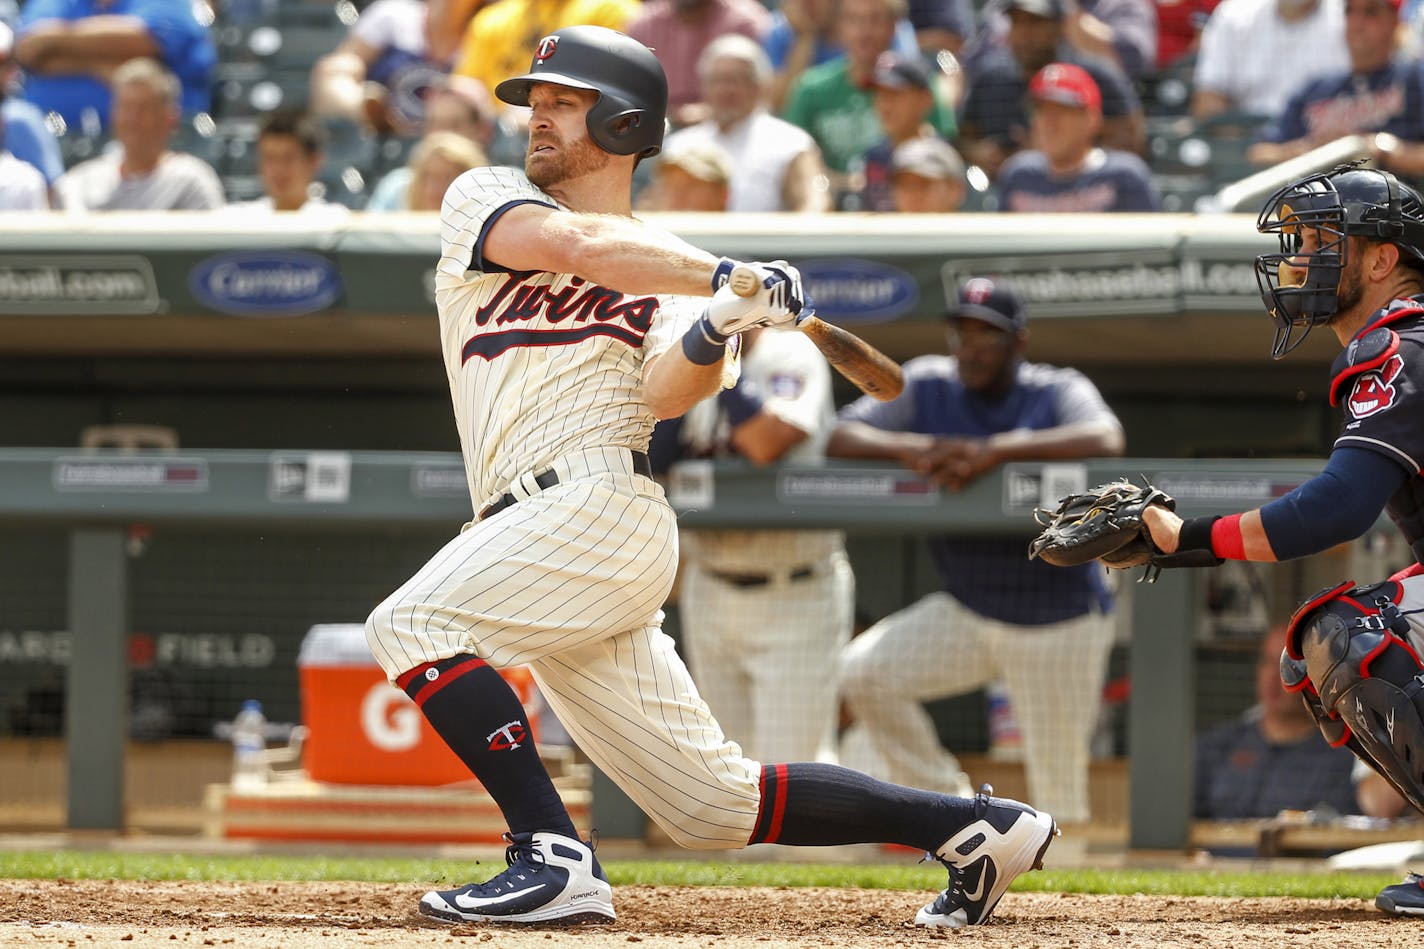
[435,166,735,506]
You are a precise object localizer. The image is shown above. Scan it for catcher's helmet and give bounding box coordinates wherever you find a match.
[1255,161,1424,358]
[495,26,667,158]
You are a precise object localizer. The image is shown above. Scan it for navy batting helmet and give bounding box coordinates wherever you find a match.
[1255,161,1424,358]
[495,26,668,158]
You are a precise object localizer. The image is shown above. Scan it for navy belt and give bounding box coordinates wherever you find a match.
[479,450,652,521]
[707,565,816,589]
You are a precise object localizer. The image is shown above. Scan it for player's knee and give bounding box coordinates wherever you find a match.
[838,645,895,706]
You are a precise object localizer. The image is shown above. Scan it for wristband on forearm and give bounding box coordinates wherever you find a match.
[718,381,764,427]
[681,314,729,365]
[1151,513,1226,569]
[711,258,737,292]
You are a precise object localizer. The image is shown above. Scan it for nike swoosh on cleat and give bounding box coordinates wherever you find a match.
[453,883,547,909]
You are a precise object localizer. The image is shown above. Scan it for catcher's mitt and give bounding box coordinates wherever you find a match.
[1027,480,1175,574]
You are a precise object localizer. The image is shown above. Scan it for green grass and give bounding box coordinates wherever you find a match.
[0,850,1402,899]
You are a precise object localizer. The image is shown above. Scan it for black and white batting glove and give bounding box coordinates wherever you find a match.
[704,260,804,336]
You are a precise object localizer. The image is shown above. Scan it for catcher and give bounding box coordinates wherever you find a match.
[1031,162,1424,917]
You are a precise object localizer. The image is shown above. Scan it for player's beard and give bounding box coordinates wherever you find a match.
[526,129,613,189]
[1330,254,1366,323]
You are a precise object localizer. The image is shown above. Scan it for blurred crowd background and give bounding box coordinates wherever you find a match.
[2,0,1421,216]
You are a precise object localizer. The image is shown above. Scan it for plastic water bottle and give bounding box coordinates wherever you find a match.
[230,699,268,792]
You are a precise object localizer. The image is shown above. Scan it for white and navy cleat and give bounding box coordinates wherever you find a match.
[419,831,615,925]
[915,784,1057,929]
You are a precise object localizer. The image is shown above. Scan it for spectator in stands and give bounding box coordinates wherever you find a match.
[996,63,1160,212]
[957,0,1145,180]
[1247,0,1424,175]
[1194,626,1362,819]
[15,0,215,132]
[0,22,62,190]
[450,0,641,103]
[425,0,485,64]
[1154,0,1221,70]
[661,35,830,213]
[1191,0,1350,121]
[907,0,977,57]
[784,0,954,201]
[627,0,772,129]
[0,89,48,209]
[310,0,453,138]
[226,110,347,216]
[889,135,967,211]
[54,57,222,211]
[961,0,1158,81]
[364,75,499,210]
[855,51,946,212]
[639,137,735,210]
[763,0,923,110]
[368,129,489,212]
[829,277,1125,826]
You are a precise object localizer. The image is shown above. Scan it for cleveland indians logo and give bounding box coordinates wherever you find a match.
[486,720,528,751]
[535,36,559,61]
[1347,352,1404,419]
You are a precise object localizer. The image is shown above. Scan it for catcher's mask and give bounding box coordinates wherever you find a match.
[1255,162,1424,359]
[494,26,668,158]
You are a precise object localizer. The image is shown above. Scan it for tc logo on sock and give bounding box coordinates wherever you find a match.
[486,720,528,751]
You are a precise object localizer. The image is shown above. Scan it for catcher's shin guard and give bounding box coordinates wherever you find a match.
[1280,579,1424,815]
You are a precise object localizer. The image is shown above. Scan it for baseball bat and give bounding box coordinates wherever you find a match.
[728,266,905,402]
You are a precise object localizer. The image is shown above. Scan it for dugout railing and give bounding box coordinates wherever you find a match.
[0,448,1389,850]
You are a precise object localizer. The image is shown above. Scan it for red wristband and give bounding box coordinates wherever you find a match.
[1211,513,1246,561]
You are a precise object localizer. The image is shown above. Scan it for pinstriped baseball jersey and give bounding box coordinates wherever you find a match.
[437,166,736,507]
[365,164,766,846]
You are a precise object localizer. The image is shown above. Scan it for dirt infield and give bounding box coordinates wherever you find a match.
[1,879,1420,948]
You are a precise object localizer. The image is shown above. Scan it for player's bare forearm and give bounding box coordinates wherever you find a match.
[826,421,935,467]
[729,414,808,466]
[985,420,1124,463]
[484,204,720,296]
[642,351,725,420]
[19,17,158,72]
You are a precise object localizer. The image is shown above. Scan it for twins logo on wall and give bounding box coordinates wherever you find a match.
[1347,353,1404,419]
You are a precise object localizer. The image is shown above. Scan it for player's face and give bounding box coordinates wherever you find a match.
[948,317,1019,392]
[1345,0,1397,71]
[524,84,612,189]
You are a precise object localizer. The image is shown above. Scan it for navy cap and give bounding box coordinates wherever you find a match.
[951,277,1027,332]
[871,52,934,91]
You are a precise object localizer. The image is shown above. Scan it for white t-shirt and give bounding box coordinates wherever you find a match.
[681,328,844,569]
[0,151,49,210]
[436,165,736,503]
[223,195,351,219]
[1194,0,1350,117]
[56,149,225,211]
[664,110,818,212]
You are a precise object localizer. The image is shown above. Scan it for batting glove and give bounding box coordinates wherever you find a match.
[704,261,805,336]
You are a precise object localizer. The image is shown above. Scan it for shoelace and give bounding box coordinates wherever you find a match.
[500,832,548,875]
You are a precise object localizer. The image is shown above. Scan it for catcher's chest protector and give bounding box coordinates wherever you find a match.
[1282,580,1424,814]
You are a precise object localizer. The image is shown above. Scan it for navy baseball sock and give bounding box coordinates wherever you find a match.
[397,656,577,840]
[748,762,976,853]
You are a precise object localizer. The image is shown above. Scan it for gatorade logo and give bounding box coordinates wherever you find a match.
[361,683,422,752]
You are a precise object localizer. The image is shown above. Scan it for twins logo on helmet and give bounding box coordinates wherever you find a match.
[535,36,559,61]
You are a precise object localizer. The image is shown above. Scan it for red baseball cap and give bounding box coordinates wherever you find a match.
[1029,63,1102,113]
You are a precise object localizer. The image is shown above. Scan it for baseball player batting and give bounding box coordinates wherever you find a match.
[364,26,1056,930]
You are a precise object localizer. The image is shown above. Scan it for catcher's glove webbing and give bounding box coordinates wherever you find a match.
[1027,480,1222,582]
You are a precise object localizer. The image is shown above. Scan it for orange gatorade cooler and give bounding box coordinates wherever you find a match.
[297,623,538,786]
